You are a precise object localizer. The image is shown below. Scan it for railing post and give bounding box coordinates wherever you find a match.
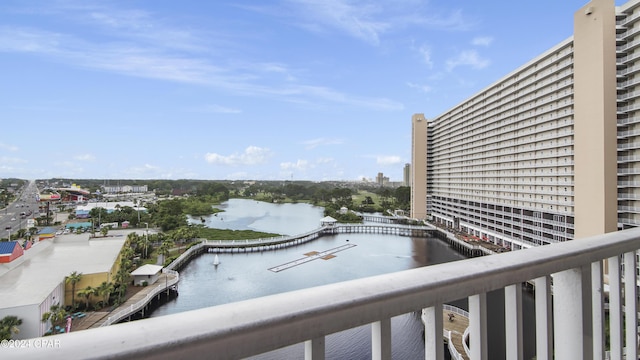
[372,318,391,360]
[534,276,553,360]
[469,293,488,360]
[505,284,523,360]
[553,267,590,359]
[623,251,638,360]
[305,337,325,360]
[608,255,623,360]
[591,261,604,360]
[423,304,444,360]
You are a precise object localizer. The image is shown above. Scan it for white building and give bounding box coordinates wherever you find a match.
[0,235,126,339]
[130,264,163,286]
[410,0,639,251]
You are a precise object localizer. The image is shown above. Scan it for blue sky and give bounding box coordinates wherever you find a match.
[0,0,625,182]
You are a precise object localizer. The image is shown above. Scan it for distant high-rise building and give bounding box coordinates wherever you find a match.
[411,0,626,250]
[403,163,411,187]
[375,172,389,187]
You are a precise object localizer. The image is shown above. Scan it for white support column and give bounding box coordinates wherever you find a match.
[469,293,488,360]
[505,284,523,360]
[305,337,325,360]
[504,284,523,360]
[552,268,584,359]
[372,318,391,360]
[534,276,553,360]
[591,261,604,360]
[423,304,444,360]
[608,255,623,360]
[624,251,638,360]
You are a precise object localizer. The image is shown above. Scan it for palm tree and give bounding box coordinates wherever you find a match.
[77,286,95,310]
[95,281,113,308]
[41,304,67,328]
[65,271,83,310]
[139,233,151,259]
[0,316,22,341]
[114,266,131,298]
[119,246,135,271]
[157,239,174,265]
[126,231,139,245]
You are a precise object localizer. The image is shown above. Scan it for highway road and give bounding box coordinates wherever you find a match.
[1,180,39,240]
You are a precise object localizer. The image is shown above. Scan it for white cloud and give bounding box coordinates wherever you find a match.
[287,0,389,45]
[407,82,431,93]
[376,155,402,166]
[301,138,343,149]
[316,157,334,164]
[401,9,476,32]
[445,50,490,71]
[284,1,476,45]
[126,163,161,176]
[0,25,403,111]
[52,160,86,175]
[0,142,19,152]
[191,104,242,114]
[418,45,433,69]
[280,159,309,171]
[472,36,493,47]
[0,156,25,164]
[205,146,272,166]
[74,153,95,161]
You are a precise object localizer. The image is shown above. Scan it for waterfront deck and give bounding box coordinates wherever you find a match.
[69,272,179,330]
[442,306,470,360]
[422,305,470,360]
[267,243,357,272]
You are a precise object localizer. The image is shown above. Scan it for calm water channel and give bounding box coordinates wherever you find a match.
[151,199,536,360]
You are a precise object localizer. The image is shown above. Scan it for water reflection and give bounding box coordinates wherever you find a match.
[189,198,325,235]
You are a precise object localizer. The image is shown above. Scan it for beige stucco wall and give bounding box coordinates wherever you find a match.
[573,0,618,239]
[64,272,112,307]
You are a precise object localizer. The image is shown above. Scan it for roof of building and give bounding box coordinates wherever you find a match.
[320,216,337,223]
[0,241,19,255]
[66,222,92,229]
[0,231,131,308]
[39,227,56,234]
[130,264,163,276]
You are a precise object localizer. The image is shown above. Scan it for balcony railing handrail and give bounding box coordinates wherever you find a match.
[15,227,640,360]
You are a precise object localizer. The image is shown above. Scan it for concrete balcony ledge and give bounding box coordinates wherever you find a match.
[13,227,640,360]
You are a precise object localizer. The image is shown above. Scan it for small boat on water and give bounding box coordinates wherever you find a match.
[213,254,220,266]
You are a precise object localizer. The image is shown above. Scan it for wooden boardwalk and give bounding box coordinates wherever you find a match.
[442,309,469,360]
[67,273,177,331]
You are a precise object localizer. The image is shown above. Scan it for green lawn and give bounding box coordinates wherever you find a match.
[352,190,381,206]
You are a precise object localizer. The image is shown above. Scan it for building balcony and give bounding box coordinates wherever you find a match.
[17,227,640,360]
[617,11,640,27]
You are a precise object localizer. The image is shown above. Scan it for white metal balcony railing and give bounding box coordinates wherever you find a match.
[15,227,640,360]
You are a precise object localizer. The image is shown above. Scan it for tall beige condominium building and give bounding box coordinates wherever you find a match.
[411,113,428,220]
[410,0,635,249]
